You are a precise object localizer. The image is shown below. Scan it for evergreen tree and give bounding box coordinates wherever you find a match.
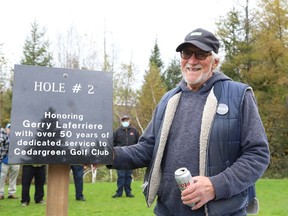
[162,57,182,91]
[149,40,164,71]
[216,4,254,82]
[21,21,53,66]
[136,41,166,131]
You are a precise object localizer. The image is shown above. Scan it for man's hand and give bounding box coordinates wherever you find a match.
[181,176,215,210]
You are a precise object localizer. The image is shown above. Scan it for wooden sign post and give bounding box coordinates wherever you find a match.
[8,65,113,216]
[46,165,70,216]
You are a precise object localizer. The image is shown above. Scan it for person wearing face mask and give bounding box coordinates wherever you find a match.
[112,115,140,198]
[106,28,270,215]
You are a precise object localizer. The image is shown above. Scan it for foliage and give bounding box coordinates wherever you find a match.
[20,21,53,67]
[216,5,254,82]
[135,40,166,131]
[162,57,182,91]
[0,88,12,126]
[149,40,164,71]
[0,44,10,126]
[216,0,288,177]
[250,0,288,178]
[136,63,166,131]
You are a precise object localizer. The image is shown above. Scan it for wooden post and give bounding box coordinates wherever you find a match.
[46,164,70,216]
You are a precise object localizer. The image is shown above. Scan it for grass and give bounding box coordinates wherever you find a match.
[256,179,288,216]
[0,179,287,215]
[0,180,155,216]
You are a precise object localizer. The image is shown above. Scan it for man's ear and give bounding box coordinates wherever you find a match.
[212,58,220,70]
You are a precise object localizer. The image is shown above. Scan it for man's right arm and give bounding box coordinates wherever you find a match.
[112,120,155,170]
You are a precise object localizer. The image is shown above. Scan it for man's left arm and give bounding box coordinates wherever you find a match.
[182,90,270,208]
[209,89,270,200]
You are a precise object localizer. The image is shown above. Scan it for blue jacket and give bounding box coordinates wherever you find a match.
[113,75,270,216]
[206,80,257,215]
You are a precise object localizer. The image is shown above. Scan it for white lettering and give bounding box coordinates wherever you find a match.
[44,112,84,121]
[23,120,51,130]
[34,81,65,93]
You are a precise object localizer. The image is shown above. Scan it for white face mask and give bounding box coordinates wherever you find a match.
[121,121,129,128]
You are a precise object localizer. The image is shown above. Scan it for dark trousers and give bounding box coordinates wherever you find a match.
[70,165,84,199]
[116,170,133,196]
[21,165,46,204]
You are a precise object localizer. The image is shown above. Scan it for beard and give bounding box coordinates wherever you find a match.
[182,63,213,89]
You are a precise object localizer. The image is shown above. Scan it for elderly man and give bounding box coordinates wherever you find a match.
[107,28,270,216]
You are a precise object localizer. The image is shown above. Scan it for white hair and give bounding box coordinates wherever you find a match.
[211,51,221,71]
[211,51,220,60]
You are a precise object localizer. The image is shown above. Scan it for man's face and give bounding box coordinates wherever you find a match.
[121,119,130,128]
[180,45,218,91]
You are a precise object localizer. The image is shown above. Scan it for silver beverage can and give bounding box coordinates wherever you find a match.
[175,167,194,206]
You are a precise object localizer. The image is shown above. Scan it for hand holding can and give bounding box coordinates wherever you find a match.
[175,167,195,207]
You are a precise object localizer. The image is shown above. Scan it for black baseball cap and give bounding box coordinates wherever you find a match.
[176,28,220,54]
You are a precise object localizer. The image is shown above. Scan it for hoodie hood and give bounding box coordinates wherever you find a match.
[179,71,231,93]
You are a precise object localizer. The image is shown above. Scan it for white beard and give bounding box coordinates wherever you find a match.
[182,63,213,88]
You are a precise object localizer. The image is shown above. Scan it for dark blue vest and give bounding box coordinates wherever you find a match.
[207,80,255,215]
[208,80,248,175]
[151,80,255,215]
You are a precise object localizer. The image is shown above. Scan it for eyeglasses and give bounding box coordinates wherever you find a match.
[180,50,212,60]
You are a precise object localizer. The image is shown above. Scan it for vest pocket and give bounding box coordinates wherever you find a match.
[207,189,248,216]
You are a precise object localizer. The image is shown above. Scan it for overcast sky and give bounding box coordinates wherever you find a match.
[1,0,256,83]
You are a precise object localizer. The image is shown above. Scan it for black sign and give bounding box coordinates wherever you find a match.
[8,65,113,165]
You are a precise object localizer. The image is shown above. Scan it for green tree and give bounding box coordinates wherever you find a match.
[216,0,288,178]
[136,41,166,132]
[21,21,53,66]
[162,57,182,91]
[248,0,288,177]
[216,2,254,82]
[149,40,164,71]
[136,63,166,131]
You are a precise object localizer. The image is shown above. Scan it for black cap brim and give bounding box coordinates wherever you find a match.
[176,41,212,52]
